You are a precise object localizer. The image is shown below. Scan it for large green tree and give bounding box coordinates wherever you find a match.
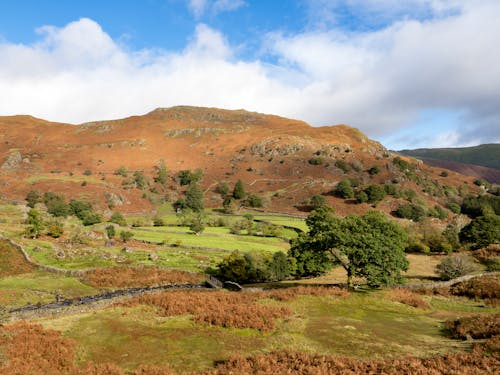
[290,207,409,288]
[459,214,500,249]
[185,182,204,212]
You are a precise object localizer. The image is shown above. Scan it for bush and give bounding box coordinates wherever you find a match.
[308,156,324,165]
[26,190,42,208]
[368,166,380,175]
[355,190,368,203]
[114,166,128,177]
[46,220,64,238]
[445,313,500,339]
[44,192,70,217]
[233,179,245,200]
[245,194,264,208]
[105,225,115,239]
[335,160,351,173]
[83,169,92,176]
[364,184,386,204]
[436,253,480,280]
[395,203,426,221]
[384,184,397,195]
[153,216,165,226]
[81,211,102,226]
[109,212,127,227]
[120,231,134,242]
[446,202,461,214]
[459,215,500,249]
[388,289,430,309]
[309,194,326,208]
[336,179,354,199]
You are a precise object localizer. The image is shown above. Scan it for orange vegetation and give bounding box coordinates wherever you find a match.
[451,274,500,306]
[119,290,292,332]
[446,313,500,340]
[81,266,205,288]
[387,289,430,309]
[206,340,500,375]
[0,239,35,277]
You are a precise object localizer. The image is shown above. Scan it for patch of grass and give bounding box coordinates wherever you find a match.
[25,174,104,185]
[131,227,288,253]
[253,215,308,232]
[0,271,98,309]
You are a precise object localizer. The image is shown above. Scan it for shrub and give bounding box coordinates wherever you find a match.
[308,156,324,165]
[368,166,380,175]
[336,179,354,199]
[364,184,386,204]
[450,274,500,305]
[83,169,92,176]
[309,194,326,208]
[114,166,128,177]
[26,190,42,208]
[459,215,500,249]
[355,190,368,203]
[105,225,115,239]
[233,179,245,200]
[446,202,461,214]
[440,171,449,177]
[133,171,147,189]
[245,194,264,208]
[81,211,102,226]
[445,313,500,339]
[44,192,70,217]
[153,216,165,226]
[120,230,134,242]
[46,220,64,238]
[384,184,397,195]
[436,253,480,280]
[388,289,430,309]
[109,212,127,227]
[69,199,92,219]
[335,160,351,173]
[216,182,230,195]
[395,203,426,221]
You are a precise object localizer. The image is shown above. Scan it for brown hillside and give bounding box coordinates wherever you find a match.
[415,157,500,184]
[0,106,477,215]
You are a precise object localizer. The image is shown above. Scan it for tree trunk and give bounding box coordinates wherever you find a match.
[346,268,353,290]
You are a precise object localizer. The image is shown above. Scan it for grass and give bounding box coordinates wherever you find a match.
[131,227,289,253]
[0,271,99,309]
[253,215,308,232]
[25,173,105,185]
[35,290,472,372]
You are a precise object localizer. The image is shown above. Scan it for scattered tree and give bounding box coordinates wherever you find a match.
[336,179,354,199]
[436,253,480,280]
[185,182,204,212]
[233,179,245,200]
[290,208,409,288]
[105,225,116,239]
[24,208,45,238]
[120,230,134,242]
[154,161,169,186]
[109,212,127,227]
[26,190,42,208]
[459,215,500,249]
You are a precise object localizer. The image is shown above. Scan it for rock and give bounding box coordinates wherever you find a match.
[1,151,23,170]
[122,246,133,253]
[56,251,66,259]
[104,192,128,207]
[224,281,243,291]
[149,252,159,261]
[104,240,116,247]
[32,246,42,252]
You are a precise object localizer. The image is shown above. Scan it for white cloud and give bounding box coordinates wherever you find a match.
[187,0,245,19]
[0,1,499,148]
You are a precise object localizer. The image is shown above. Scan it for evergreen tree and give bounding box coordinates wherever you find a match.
[233,179,245,200]
[185,182,204,212]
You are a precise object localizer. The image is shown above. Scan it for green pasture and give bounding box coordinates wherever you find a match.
[0,271,99,309]
[130,227,289,253]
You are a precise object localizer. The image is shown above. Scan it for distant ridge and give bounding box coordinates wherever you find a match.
[398,144,500,170]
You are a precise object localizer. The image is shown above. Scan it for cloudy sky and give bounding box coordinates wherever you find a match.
[0,0,499,150]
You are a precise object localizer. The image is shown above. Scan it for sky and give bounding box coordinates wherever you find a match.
[0,0,499,150]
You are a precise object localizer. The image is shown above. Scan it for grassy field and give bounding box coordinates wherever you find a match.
[130,227,289,253]
[34,290,485,373]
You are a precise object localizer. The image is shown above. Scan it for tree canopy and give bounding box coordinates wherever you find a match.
[290,207,409,288]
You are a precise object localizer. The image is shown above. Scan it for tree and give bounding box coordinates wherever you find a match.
[109,212,127,226]
[120,230,134,242]
[44,192,70,217]
[154,161,169,186]
[105,225,116,239]
[216,182,230,196]
[364,184,386,204]
[46,220,64,238]
[185,182,204,212]
[189,213,205,235]
[24,208,45,238]
[69,199,92,220]
[290,209,409,288]
[133,171,147,189]
[336,179,354,199]
[436,253,480,280]
[309,194,326,208]
[245,194,264,208]
[268,251,294,281]
[26,190,42,208]
[459,215,500,249]
[233,179,245,200]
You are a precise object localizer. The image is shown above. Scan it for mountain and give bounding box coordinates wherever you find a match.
[398,144,500,184]
[0,106,479,215]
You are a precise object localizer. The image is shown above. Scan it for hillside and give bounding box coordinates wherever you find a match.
[0,106,478,216]
[399,144,500,168]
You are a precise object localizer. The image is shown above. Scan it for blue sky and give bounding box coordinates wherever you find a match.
[0,0,499,150]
